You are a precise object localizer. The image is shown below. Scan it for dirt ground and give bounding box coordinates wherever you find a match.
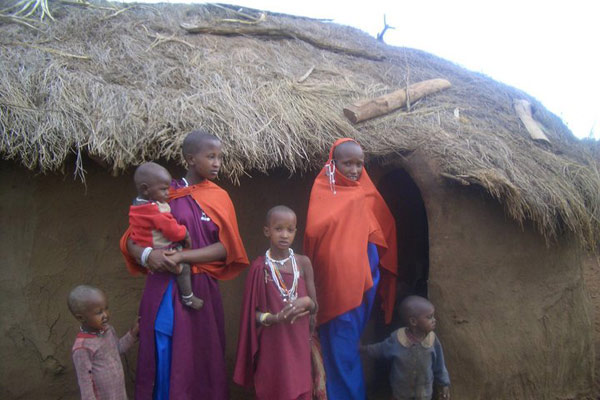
[583,254,600,397]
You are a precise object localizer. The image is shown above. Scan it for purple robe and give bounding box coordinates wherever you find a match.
[135,179,227,400]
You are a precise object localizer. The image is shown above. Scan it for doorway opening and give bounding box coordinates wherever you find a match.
[377,168,430,307]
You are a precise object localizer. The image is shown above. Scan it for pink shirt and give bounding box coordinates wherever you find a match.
[72,326,136,400]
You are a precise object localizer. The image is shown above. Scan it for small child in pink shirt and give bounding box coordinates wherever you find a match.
[68,285,139,400]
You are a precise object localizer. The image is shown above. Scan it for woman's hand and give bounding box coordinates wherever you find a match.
[146,249,179,274]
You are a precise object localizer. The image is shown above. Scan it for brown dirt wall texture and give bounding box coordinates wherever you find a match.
[582,254,600,394]
[0,158,595,399]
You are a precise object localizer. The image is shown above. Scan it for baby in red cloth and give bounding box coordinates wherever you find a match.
[128,162,203,309]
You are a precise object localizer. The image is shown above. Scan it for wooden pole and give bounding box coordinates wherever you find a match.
[343,78,451,123]
[513,99,550,143]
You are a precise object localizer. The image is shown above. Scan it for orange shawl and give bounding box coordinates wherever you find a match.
[303,138,398,325]
[120,179,249,281]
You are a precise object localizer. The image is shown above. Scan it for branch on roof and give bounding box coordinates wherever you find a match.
[343,78,452,123]
[180,23,385,61]
[376,14,395,43]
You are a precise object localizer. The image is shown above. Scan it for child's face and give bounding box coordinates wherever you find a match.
[333,143,364,181]
[77,291,110,333]
[412,305,436,334]
[263,211,297,252]
[144,170,172,203]
[186,139,223,181]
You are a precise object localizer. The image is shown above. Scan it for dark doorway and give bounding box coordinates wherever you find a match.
[377,168,430,306]
[364,168,431,399]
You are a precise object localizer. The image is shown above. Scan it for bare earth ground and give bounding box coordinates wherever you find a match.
[583,254,600,398]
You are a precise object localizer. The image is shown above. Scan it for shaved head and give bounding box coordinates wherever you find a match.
[182,130,221,157]
[265,205,296,226]
[333,140,363,160]
[67,285,105,316]
[133,162,171,192]
[400,295,434,323]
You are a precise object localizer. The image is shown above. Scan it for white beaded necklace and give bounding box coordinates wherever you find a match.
[265,248,299,302]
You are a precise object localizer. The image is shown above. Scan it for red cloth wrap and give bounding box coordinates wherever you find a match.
[120,179,249,281]
[303,138,398,325]
[128,203,187,247]
[234,256,312,399]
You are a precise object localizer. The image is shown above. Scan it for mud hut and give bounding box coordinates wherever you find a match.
[1,2,599,399]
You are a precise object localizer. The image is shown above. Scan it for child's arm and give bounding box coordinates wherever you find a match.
[432,336,451,395]
[72,348,97,400]
[362,334,395,360]
[117,318,140,354]
[152,211,188,243]
[255,302,307,326]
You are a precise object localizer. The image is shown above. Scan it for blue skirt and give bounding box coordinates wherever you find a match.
[319,243,380,400]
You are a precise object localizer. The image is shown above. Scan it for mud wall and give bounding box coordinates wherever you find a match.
[400,152,594,399]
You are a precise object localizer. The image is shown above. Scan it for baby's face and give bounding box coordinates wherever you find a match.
[146,173,171,203]
[333,142,364,181]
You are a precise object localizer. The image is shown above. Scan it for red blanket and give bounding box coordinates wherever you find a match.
[304,138,398,325]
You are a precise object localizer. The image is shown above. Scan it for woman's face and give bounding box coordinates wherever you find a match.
[187,139,223,181]
[333,142,364,181]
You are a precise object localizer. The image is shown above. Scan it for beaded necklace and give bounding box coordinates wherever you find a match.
[79,326,107,337]
[265,248,299,302]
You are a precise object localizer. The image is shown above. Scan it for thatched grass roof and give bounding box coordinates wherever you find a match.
[1,1,599,248]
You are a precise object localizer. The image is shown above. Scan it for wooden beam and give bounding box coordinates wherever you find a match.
[343,78,451,123]
[513,99,550,143]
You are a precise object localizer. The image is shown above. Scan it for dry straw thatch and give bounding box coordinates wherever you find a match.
[1,1,599,249]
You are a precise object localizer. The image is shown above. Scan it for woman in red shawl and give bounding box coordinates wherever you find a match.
[304,139,398,399]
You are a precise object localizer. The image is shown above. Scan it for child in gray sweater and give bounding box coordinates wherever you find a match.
[361,295,450,400]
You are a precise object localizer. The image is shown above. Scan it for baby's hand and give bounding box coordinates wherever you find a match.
[183,231,192,249]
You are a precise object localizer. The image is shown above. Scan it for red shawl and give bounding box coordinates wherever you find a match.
[120,179,249,281]
[303,138,398,325]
